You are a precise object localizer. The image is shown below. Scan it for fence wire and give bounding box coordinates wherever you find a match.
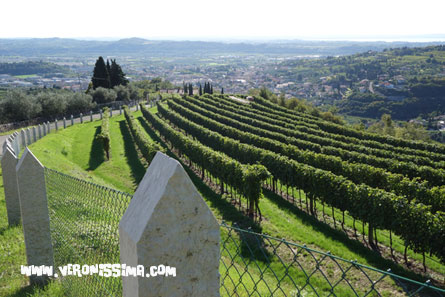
[220,222,444,297]
[43,168,444,297]
[44,168,132,296]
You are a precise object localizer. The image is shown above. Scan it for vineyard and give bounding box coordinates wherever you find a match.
[4,95,444,296]
[138,94,444,280]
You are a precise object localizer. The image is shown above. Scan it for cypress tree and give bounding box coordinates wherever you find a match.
[199,84,202,96]
[189,83,193,95]
[221,87,224,94]
[106,59,111,77]
[210,84,213,94]
[109,59,128,88]
[184,83,188,94]
[92,56,110,89]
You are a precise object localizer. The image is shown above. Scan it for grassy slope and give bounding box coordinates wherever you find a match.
[0,107,440,296]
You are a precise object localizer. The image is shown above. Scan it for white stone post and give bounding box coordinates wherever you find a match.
[32,127,37,142]
[71,115,74,126]
[110,107,113,117]
[63,117,66,129]
[2,148,20,226]
[43,123,47,136]
[14,132,20,155]
[100,109,103,119]
[80,113,83,123]
[20,129,26,148]
[55,119,58,131]
[47,121,51,134]
[119,106,122,115]
[16,149,54,285]
[90,110,93,121]
[26,128,32,145]
[119,152,220,297]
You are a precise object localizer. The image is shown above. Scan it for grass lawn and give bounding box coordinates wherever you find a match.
[0,106,441,296]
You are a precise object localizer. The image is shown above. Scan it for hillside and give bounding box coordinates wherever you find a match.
[272,45,445,120]
[1,97,444,296]
[0,61,70,76]
[1,38,444,57]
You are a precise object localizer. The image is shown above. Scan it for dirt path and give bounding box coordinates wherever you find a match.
[228,96,250,104]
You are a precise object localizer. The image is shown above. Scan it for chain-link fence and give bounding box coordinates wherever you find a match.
[220,222,444,297]
[43,167,444,296]
[44,168,132,296]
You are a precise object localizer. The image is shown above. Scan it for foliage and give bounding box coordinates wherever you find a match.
[141,104,269,217]
[132,77,175,92]
[0,61,69,75]
[124,105,164,163]
[368,114,431,142]
[91,87,117,104]
[156,94,445,262]
[91,56,110,89]
[91,57,128,90]
[168,97,445,211]
[0,89,95,123]
[0,90,41,121]
[109,59,128,88]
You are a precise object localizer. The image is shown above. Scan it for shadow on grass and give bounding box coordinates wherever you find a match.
[87,126,105,171]
[118,120,146,184]
[263,188,427,282]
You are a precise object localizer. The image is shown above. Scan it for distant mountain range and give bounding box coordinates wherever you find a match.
[1,37,444,57]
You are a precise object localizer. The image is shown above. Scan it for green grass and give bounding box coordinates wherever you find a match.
[13,74,37,79]
[1,106,441,296]
[0,166,65,296]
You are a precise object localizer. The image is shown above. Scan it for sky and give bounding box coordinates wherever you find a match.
[1,0,445,41]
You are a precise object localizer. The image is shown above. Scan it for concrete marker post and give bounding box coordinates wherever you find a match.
[16,148,54,285]
[119,152,220,296]
[1,148,20,226]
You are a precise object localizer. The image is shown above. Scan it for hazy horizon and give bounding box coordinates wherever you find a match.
[2,35,445,43]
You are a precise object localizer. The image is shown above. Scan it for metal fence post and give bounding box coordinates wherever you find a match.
[16,148,54,285]
[71,115,74,126]
[80,113,83,123]
[63,117,66,129]
[119,106,122,115]
[119,152,220,296]
[1,148,20,226]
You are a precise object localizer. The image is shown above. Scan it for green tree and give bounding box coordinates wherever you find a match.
[0,90,41,122]
[91,87,117,104]
[114,85,131,102]
[92,56,110,89]
[109,59,128,88]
